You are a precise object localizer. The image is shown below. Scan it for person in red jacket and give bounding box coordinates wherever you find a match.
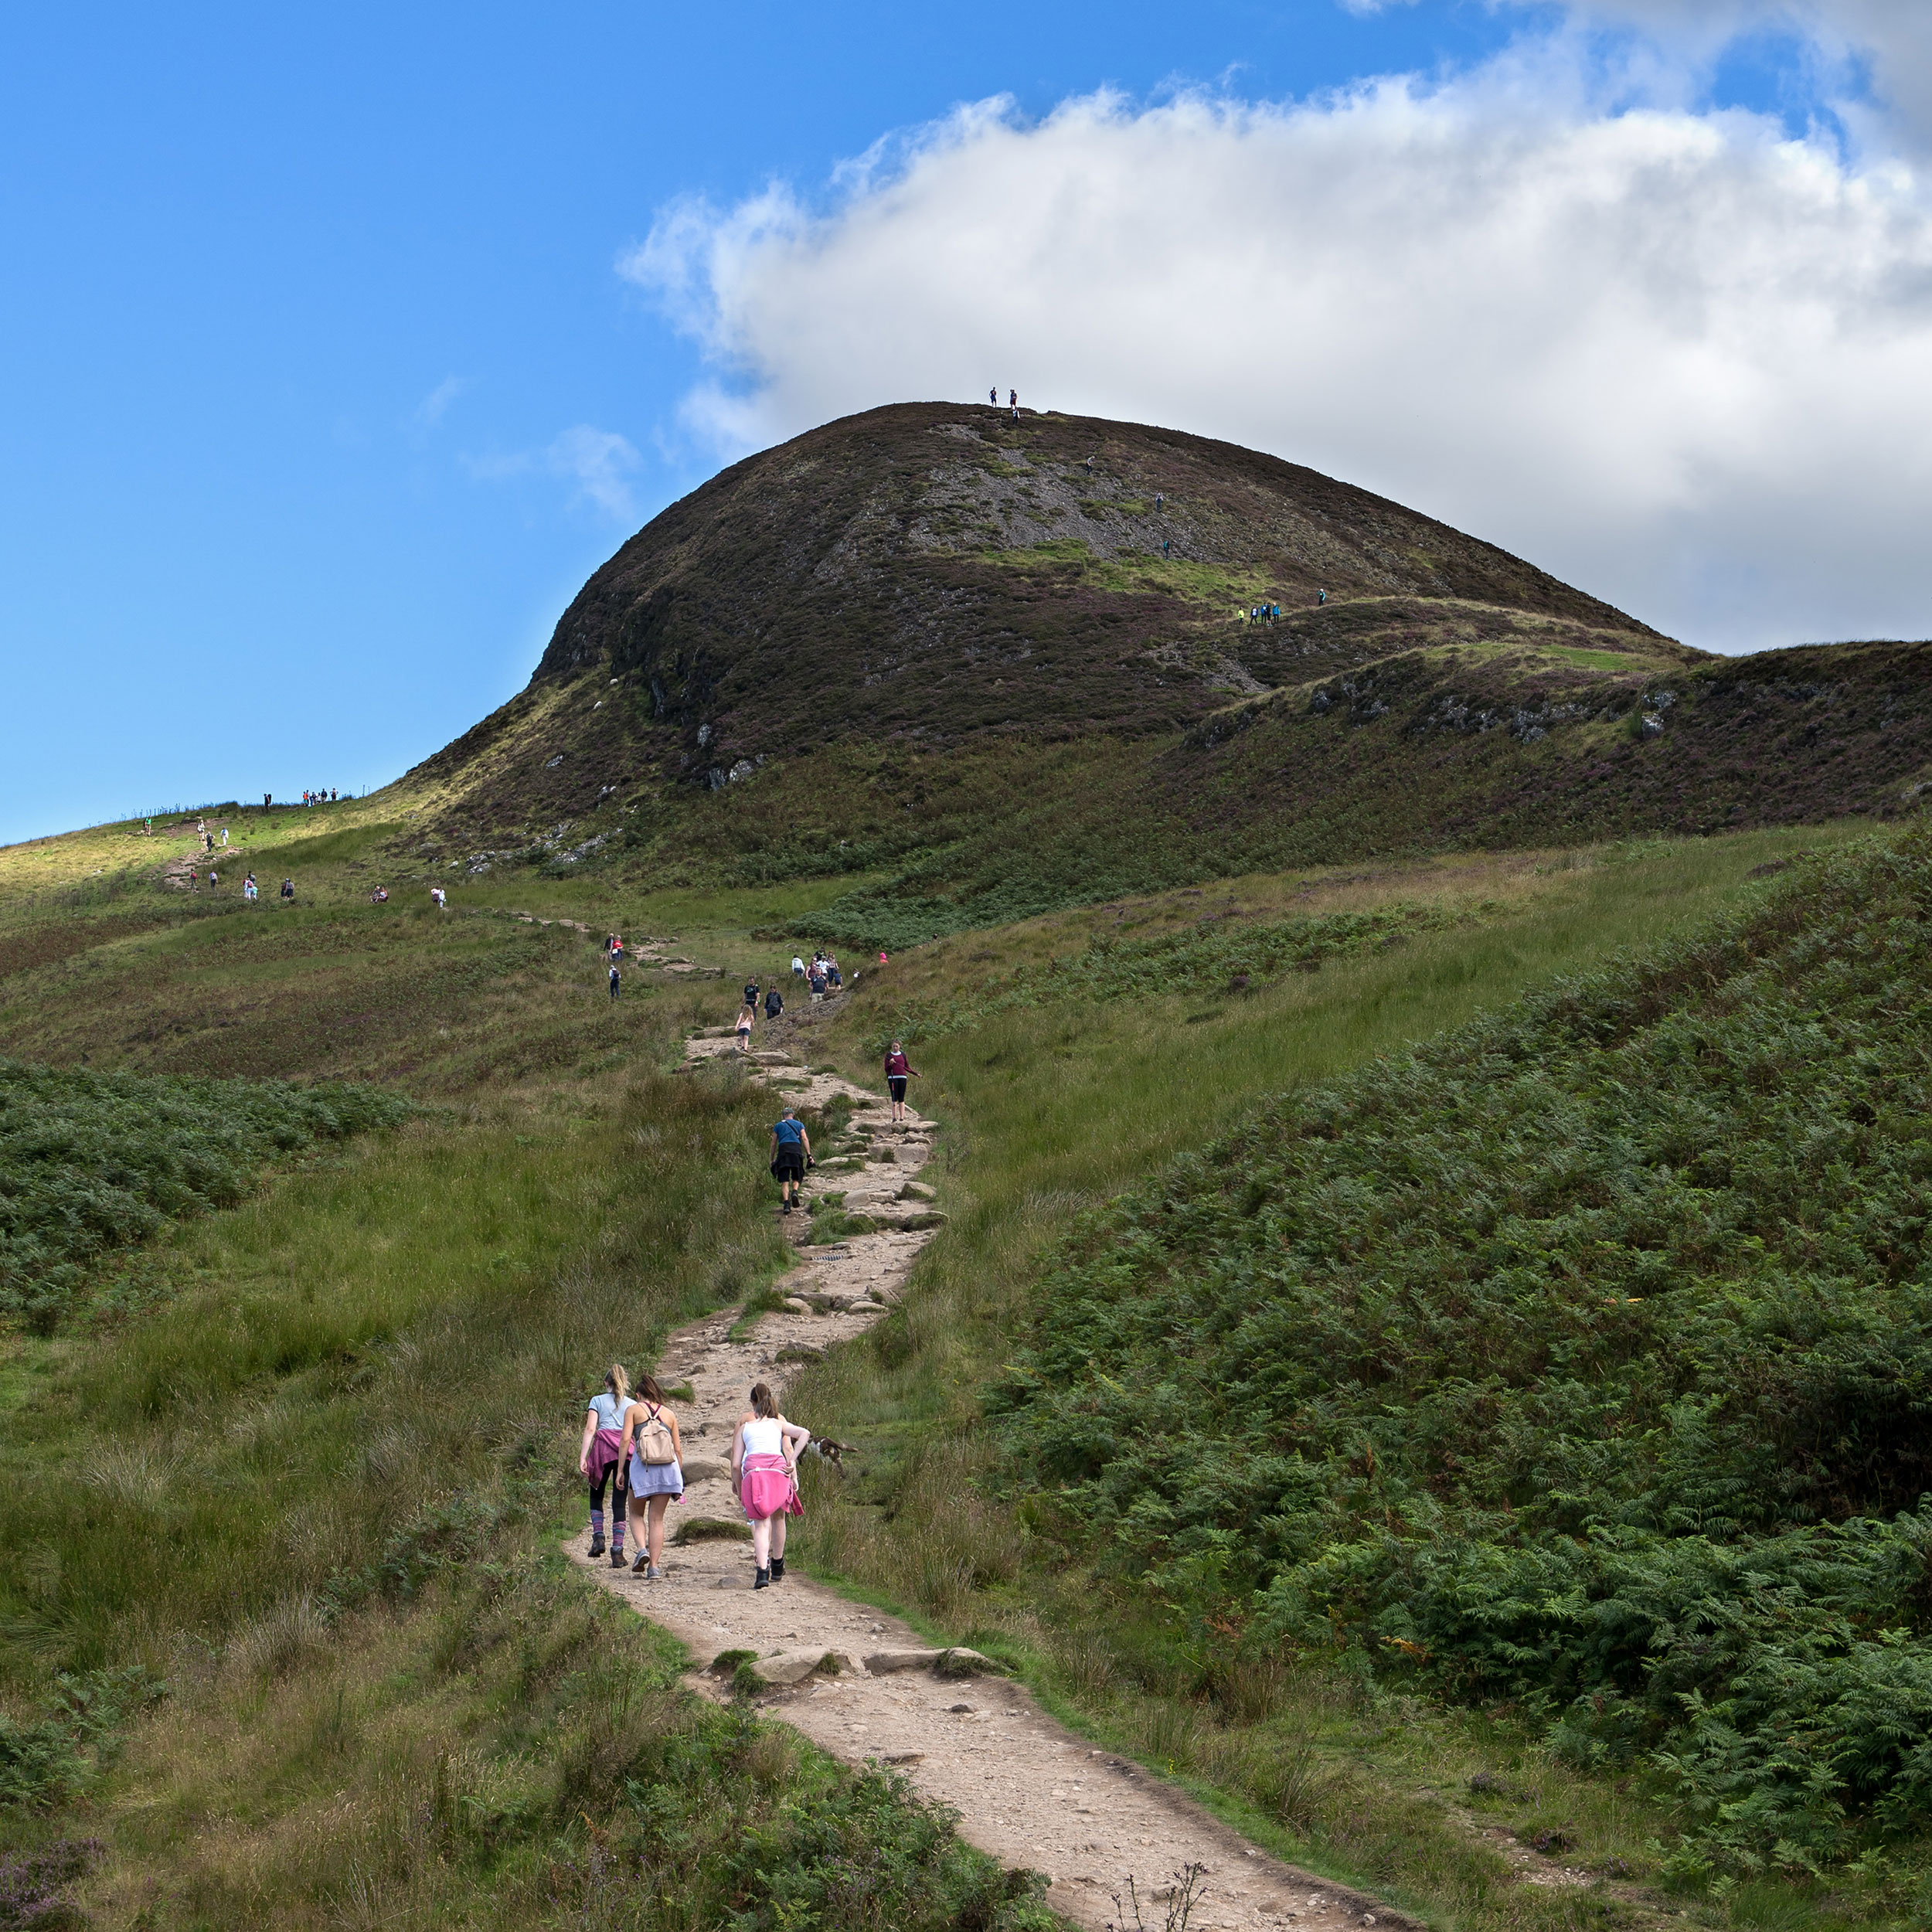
[883,1039,919,1125]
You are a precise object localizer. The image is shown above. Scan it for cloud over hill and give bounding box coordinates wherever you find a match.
[629,21,1932,657]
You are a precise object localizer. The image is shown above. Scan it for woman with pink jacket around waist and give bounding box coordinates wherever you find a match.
[731,1381,808,1589]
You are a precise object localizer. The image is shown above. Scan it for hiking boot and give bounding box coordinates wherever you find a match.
[769,1556,785,1583]
[632,1550,649,1574]
[588,1534,604,1559]
[609,1547,627,1569]
[753,1567,771,1590]
[781,1201,793,1214]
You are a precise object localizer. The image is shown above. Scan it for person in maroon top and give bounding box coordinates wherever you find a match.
[883,1039,919,1124]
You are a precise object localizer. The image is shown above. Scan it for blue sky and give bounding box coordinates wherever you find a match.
[2,2,1925,844]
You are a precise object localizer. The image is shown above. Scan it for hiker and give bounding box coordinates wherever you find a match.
[769,1105,812,1213]
[879,950,888,966]
[736,1003,755,1052]
[609,961,621,1002]
[189,866,198,891]
[884,1039,919,1124]
[431,886,446,910]
[208,868,218,892]
[219,827,227,846]
[826,958,842,990]
[243,873,257,902]
[370,885,386,903]
[611,935,624,961]
[621,1374,685,1579]
[1155,492,1164,511]
[808,961,826,1001]
[330,788,337,802]
[1318,589,1327,606]
[579,1364,631,1568]
[731,1382,808,1588]
[989,386,998,406]
[281,877,294,900]
[743,975,760,1011]
[791,954,806,979]
[764,984,784,1022]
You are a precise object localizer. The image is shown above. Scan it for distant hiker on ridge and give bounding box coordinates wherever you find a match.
[609,961,621,1002]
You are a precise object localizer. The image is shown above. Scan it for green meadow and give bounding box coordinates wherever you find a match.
[2,802,1927,1930]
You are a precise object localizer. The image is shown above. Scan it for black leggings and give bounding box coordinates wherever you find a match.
[589,1463,628,1511]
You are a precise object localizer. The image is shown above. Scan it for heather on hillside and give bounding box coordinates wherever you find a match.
[0,1060,409,1329]
[992,828,1932,1872]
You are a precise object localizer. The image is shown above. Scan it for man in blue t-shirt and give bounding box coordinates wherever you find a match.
[767,1107,814,1214]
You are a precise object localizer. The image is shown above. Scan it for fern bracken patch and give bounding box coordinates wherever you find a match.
[994,828,1932,1869]
[0,1060,410,1331]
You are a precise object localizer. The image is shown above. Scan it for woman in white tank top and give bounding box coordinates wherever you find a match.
[731,1381,810,1588]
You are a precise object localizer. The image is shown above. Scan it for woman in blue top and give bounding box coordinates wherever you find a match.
[577,1364,631,1567]
[768,1107,813,1215]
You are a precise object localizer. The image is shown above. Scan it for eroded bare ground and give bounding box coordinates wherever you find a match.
[566,1029,1413,1932]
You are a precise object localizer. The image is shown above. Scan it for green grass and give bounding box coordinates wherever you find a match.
[998,829,1932,1876]
[0,1059,409,1332]
[2,794,1922,1930]
[781,821,1923,1930]
[0,1037,1056,1927]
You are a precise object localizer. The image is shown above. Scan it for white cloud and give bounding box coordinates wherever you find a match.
[623,53,1932,652]
[464,424,643,521]
[413,374,468,429]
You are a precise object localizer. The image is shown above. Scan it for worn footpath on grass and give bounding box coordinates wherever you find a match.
[566,1022,1412,1932]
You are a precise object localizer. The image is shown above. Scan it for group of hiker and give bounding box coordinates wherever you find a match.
[790,950,844,997]
[1240,592,1327,623]
[580,1366,805,1590]
[571,945,933,1589]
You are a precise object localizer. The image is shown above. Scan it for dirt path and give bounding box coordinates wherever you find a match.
[566,1027,1411,1932]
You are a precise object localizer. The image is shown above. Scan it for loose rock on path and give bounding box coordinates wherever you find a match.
[567,1030,1413,1932]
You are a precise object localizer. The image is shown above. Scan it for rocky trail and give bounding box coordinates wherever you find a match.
[567,1022,1412,1932]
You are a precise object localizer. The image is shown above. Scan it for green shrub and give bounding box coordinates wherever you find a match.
[993,828,1932,1869]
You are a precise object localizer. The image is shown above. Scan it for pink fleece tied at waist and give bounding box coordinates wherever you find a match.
[587,1427,624,1485]
[740,1451,802,1522]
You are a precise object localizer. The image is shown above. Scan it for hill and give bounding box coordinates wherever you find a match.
[383,406,1930,947]
[403,401,1665,820]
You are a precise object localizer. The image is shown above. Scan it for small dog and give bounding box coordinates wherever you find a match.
[801,1437,857,1470]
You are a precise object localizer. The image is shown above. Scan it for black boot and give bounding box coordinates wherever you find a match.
[769,1556,785,1583]
[588,1532,604,1559]
[753,1566,771,1590]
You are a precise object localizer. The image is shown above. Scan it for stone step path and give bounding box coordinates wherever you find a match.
[567,1032,1412,1932]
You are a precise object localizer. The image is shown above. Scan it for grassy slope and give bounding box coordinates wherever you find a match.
[2,794,1920,1930]
[777,818,1920,1932]
[0,831,1057,1930]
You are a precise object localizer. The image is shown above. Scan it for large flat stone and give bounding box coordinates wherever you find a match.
[862,1646,1005,1677]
